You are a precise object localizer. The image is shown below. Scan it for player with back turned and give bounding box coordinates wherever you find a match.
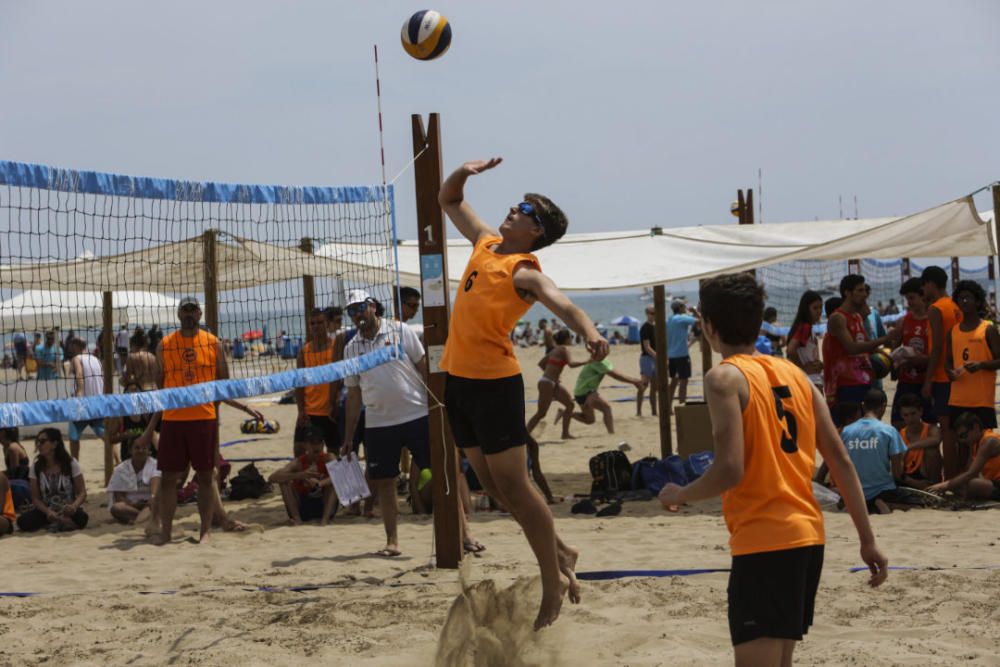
[658,273,888,667]
[437,157,609,631]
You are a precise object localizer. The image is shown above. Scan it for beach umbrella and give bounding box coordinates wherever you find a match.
[610,315,639,326]
[241,329,264,341]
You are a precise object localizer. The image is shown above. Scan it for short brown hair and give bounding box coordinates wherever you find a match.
[699,273,766,345]
[523,192,568,251]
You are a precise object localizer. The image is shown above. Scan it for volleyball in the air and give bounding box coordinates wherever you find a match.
[401,10,452,61]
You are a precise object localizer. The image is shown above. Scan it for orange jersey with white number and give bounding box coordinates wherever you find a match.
[440,235,540,379]
[929,296,962,383]
[949,321,996,409]
[720,354,825,556]
[161,329,218,421]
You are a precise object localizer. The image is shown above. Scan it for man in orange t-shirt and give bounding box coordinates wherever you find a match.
[928,412,1000,500]
[153,297,229,544]
[659,273,887,666]
[294,307,341,456]
[438,157,608,632]
[921,266,963,477]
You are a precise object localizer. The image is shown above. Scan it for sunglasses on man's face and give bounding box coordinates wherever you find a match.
[346,303,368,317]
[517,202,546,238]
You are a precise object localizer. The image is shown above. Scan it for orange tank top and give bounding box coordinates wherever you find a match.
[2,487,13,521]
[302,340,335,416]
[440,235,540,379]
[972,430,1000,481]
[720,354,825,556]
[929,296,962,383]
[949,321,996,408]
[900,423,930,475]
[161,329,219,421]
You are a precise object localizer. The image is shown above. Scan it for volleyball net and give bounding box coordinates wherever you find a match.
[0,159,405,428]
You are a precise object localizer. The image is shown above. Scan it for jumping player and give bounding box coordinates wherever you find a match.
[438,157,609,631]
[658,273,887,667]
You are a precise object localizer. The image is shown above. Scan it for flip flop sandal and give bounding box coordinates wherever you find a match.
[463,539,487,554]
[596,502,622,517]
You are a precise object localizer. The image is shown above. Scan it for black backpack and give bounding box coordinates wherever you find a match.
[589,450,632,499]
[228,463,271,500]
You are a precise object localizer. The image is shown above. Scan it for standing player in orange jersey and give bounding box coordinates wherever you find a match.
[920,266,963,477]
[438,157,609,632]
[658,273,888,667]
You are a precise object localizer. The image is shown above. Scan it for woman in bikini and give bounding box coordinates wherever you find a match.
[526,329,576,440]
[122,330,158,391]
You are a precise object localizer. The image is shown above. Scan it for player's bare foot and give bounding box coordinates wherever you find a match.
[560,433,575,440]
[534,576,569,631]
[151,531,171,546]
[558,544,581,604]
[198,528,212,544]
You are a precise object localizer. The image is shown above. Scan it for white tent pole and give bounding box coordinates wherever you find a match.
[101,291,114,486]
[993,186,1000,314]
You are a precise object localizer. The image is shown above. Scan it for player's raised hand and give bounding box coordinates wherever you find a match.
[462,157,502,175]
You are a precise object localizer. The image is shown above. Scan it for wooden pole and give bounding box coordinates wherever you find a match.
[101,291,114,485]
[202,230,220,336]
[992,185,1000,313]
[300,237,316,320]
[950,256,960,287]
[653,285,672,457]
[902,257,911,281]
[412,112,462,569]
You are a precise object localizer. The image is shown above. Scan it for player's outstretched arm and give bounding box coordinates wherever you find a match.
[811,384,888,587]
[513,266,608,361]
[438,159,501,245]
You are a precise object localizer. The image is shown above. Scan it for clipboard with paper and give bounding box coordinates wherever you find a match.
[326,454,371,507]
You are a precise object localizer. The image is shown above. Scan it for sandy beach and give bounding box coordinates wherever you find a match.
[3,343,1000,667]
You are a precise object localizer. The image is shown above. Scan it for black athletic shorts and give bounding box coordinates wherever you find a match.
[991,480,1000,502]
[668,356,692,379]
[365,416,431,480]
[445,374,528,456]
[574,391,595,407]
[865,487,910,513]
[949,406,998,429]
[293,414,342,452]
[728,544,824,646]
[930,382,951,420]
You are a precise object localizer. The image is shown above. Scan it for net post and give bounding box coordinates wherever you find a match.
[992,185,1000,313]
[102,291,114,485]
[412,112,463,569]
[300,237,316,319]
[202,230,220,335]
[653,285,672,457]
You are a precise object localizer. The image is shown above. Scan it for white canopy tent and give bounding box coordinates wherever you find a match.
[360,195,995,291]
[0,290,179,331]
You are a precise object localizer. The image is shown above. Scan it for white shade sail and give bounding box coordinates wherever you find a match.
[0,290,179,331]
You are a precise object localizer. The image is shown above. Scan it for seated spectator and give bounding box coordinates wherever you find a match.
[17,428,88,532]
[839,389,907,513]
[897,393,942,488]
[106,383,158,462]
[268,427,337,525]
[107,438,161,527]
[560,358,644,435]
[1,427,29,480]
[928,413,1000,500]
[1,472,14,536]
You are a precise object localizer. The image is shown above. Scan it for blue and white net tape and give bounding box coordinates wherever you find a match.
[0,345,402,429]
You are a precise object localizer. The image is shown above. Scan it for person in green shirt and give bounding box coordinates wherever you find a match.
[560,359,644,434]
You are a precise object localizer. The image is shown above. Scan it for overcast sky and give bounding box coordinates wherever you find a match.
[1,0,998,243]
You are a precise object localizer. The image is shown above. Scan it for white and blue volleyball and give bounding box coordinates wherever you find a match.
[401,10,452,61]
